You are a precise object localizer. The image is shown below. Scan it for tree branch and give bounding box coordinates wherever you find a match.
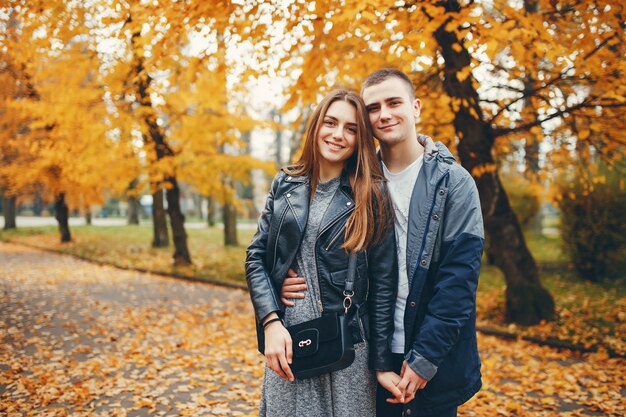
[493,100,591,137]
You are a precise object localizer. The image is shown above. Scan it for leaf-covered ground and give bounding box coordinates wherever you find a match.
[2,225,624,356]
[1,242,624,416]
[0,225,256,286]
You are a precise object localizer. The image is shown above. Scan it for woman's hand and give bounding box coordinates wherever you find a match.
[376,371,403,403]
[264,317,294,381]
[387,361,428,404]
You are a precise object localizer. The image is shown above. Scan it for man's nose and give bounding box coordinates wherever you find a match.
[380,105,391,120]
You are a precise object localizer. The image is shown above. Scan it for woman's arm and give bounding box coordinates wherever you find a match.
[245,171,295,381]
[245,171,284,323]
[262,312,294,381]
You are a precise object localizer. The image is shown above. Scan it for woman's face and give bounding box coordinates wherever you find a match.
[317,100,358,170]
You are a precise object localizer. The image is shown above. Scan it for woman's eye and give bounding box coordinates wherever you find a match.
[324,120,335,126]
[347,127,357,134]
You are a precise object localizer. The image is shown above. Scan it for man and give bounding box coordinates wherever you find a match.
[281,69,484,417]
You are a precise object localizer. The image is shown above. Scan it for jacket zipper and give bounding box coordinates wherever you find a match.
[270,207,289,273]
[412,173,449,280]
[362,262,369,341]
[357,308,366,341]
[319,206,353,239]
[315,205,354,313]
[325,227,345,251]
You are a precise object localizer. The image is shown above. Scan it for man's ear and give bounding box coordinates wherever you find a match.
[413,98,422,118]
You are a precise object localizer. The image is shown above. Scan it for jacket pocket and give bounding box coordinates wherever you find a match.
[329,268,348,287]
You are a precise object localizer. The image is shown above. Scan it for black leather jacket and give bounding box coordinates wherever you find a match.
[246,169,398,371]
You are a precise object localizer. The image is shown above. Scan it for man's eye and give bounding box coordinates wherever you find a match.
[367,107,378,113]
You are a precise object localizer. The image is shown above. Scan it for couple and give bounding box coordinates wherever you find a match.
[246,69,484,417]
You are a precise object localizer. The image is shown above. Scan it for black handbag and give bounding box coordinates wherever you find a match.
[259,253,358,379]
[287,252,357,379]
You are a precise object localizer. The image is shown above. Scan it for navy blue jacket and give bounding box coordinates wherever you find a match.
[401,136,484,415]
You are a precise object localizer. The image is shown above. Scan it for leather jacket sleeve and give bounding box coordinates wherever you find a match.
[245,171,284,323]
[367,185,398,371]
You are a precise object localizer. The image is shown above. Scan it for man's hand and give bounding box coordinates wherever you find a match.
[280,268,308,306]
[387,361,428,404]
[263,315,294,382]
[376,371,403,403]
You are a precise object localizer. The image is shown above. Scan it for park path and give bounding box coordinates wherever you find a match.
[1,242,263,416]
[1,242,624,417]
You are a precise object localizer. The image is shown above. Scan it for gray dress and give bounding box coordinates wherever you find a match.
[259,175,377,417]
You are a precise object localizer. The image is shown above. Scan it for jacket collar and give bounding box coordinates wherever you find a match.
[282,169,353,194]
[376,134,454,169]
[417,134,456,164]
[280,168,354,235]
[282,171,307,183]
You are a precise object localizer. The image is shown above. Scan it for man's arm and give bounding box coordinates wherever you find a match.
[280,269,307,306]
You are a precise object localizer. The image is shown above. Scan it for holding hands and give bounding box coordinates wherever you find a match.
[278,268,429,403]
[377,361,428,404]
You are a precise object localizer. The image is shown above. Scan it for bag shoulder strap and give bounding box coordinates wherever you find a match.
[345,252,356,292]
[343,252,357,313]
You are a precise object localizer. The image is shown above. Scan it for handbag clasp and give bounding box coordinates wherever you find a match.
[343,290,354,314]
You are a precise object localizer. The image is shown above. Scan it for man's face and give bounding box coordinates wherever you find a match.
[362,77,421,146]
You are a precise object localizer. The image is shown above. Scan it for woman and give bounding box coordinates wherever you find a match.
[246,89,398,416]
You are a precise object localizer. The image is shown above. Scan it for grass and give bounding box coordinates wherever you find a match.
[0,224,255,287]
[1,223,624,355]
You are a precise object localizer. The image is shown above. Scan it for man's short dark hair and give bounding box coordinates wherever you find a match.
[361,68,415,100]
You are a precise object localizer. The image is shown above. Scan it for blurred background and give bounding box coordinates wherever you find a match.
[1,0,624,354]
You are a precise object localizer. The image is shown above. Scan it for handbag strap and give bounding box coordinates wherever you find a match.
[342,252,357,314]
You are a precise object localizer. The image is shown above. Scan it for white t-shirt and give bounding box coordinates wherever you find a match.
[382,155,423,354]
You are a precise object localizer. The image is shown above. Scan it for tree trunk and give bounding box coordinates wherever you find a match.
[85,210,92,225]
[152,188,169,247]
[207,197,216,227]
[271,108,284,166]
[128,195,140,225]
[127,179,140,225]
[129,27,190,263]
[33,191,43,216]
[54,193,71,242]
[435,1,554,324]
[223,201,238,246]
[193,193,203,220]
[3,195,17,229]
[165,177,192,266]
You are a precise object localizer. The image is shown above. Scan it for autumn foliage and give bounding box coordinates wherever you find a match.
[556,163,626,281]
[1,242,624,416]
[1,1,624,323]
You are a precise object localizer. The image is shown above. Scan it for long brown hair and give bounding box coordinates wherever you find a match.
[284,89,392,252]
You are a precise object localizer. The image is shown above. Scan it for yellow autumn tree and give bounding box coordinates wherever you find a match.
[0,0,138,240]
[248,0,625,324]
[100,0,273,252]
